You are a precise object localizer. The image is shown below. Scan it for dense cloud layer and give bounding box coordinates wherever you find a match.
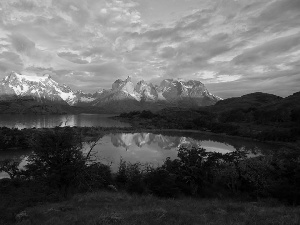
[0,0,299,98]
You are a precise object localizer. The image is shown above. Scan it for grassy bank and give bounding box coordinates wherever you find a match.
[12,191,300,225]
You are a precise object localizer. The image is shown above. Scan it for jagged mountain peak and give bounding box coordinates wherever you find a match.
[3,71,50,84]
[157,78,220,104]
[1,71,221,110]
[0,71,77,105]
[135,80,157,101]
[110,76,140,100]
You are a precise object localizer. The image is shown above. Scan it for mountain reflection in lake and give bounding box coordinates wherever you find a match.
[86,133,266,172]
[0,149,30,179]
[1,132,279,178]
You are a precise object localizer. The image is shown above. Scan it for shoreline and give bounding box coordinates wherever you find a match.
[1,126,299,153]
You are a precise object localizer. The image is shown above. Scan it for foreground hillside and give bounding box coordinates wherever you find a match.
[10,191,300,225]
[1,127,300,224]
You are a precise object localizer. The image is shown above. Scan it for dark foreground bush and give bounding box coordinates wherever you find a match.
[144,168,180,198]
[0,128,113,223]
[1,129,300,224]
[78,162,112,192]
[115,160,146,194]
[114,146,300,205]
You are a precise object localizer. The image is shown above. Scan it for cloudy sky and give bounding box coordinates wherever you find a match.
[0,0,299,98]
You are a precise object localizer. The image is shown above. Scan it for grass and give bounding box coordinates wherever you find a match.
[12,191,300,225]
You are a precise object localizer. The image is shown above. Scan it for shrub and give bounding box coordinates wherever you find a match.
[78,162,112,192]
[144,168,179,198]
[115,159,146,194]
[22,127,113,197]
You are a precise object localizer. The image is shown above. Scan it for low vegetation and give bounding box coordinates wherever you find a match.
[12,191,300,225]
[1,127,300,224]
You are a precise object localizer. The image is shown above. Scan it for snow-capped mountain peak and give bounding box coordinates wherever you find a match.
[0,72,77,105]
[1,71,222,109]
[135,80,158,101]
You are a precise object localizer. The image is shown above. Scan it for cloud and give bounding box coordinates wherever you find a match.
[10,33,35,54]
[58,52,89,64]
[0,0,298,96]
[233,32,300,65]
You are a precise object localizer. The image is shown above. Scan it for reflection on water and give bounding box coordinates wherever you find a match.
[1,132,279,177]
[88,133,265,172]
[0,150,30,179]
[0,114,130,129]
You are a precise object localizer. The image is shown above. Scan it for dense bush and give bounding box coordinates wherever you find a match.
[144,168,179,198]
[2,128,113,197]
[113,146,300,204]
[0,128,113,223]
[0,127,30,150]
[23,128,87,196]
[115,160,146,194]
[77,162,112,192]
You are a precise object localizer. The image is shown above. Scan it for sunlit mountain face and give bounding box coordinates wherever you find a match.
[0,71,77,105]
[0,72,221,112]
[0,0,299,99]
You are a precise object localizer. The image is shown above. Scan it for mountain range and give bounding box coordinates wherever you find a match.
[0,72,222,113]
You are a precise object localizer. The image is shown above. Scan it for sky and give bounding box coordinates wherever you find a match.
[0,0,299,98]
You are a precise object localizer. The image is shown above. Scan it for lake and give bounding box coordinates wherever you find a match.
[0,114,131,129]
[0,132,281,178]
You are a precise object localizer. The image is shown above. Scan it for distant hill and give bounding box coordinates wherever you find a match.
[211,92,283,112]
[207,91,300,124]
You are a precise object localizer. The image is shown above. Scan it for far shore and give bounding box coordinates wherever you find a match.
[1,125,299,152]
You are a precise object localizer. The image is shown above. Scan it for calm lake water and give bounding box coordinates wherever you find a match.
[0,114,131,129]
[0,132,280,178]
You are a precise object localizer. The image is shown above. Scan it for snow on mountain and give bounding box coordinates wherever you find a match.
[112,76,141,101]
[0,71,78,105]
[75,90,102,103]
[92,76,142,106]
[135,80,158,101]
[0,71,221,109]
[157,78,222,104]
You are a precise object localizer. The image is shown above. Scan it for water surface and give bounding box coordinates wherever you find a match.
[0,132,281,178]
[88,133,276,172]
[0,114,130,129]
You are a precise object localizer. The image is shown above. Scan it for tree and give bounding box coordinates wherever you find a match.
[24,128,87,196]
